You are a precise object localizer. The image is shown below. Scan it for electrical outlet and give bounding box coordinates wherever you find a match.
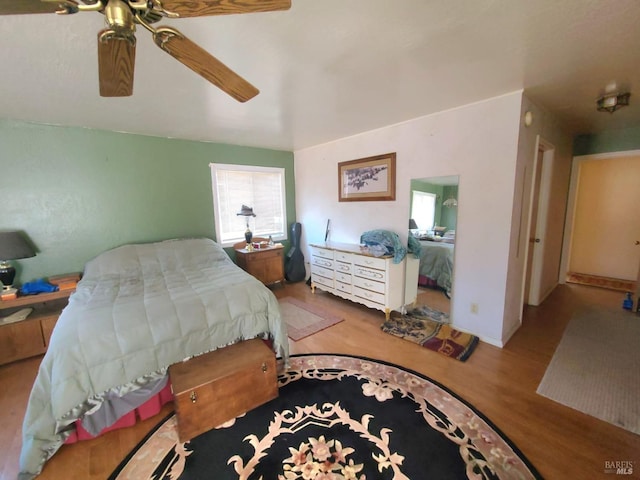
[470,303,479,314]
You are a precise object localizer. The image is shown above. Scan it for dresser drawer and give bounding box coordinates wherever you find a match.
[311,256,334,270]
[334,251,353,263]
[353,286,385,306]
[312,274,334,289]
[334,261,352,275]
[353,255,387,271]
[311,247,334,260]
[311,264,334,280]
[335,282,352,294]
[353,275,385,294]
[244,248,282,262]
[354,265,386,282]
[335,271,352,284]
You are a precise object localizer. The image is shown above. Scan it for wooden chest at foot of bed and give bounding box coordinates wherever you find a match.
[169,338,278,442]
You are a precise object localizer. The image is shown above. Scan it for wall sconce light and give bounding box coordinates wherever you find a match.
[524,111,534,127]
[597,92,631,113]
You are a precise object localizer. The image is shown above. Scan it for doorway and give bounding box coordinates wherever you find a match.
[523,139,555,307]
[560,150,640,291]
[524,147,544,303]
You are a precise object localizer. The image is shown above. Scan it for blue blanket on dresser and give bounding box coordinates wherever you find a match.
[360,229,407,263]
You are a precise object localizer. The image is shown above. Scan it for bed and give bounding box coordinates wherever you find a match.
[19,238,289,480]
[417,239,454,295]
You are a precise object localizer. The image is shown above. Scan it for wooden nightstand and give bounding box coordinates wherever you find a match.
[234,239,285,286]
[0,289,73,365]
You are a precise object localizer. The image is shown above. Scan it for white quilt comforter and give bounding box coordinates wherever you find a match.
[19,238,288,479]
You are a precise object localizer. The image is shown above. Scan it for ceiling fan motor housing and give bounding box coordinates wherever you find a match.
[104,0,136,36]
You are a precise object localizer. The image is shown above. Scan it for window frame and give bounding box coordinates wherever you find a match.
[411,190,437,233]
[210,163,288,247]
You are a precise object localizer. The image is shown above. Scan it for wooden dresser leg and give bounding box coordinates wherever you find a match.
[385,308,390,320]
[311,283,316,293]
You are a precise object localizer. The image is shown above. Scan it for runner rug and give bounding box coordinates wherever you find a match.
[279,297,343,341]
[109,354,540,480]
[381,307,479,361]
[537,307,640,434]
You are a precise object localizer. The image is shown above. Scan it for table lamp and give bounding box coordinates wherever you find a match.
[0,231,36,290]
[236,205,257,247]
[409,219,419,236]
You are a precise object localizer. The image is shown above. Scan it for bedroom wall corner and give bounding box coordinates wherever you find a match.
[293,91,525,344]
[0,118,295,283]
[502,95,574,344]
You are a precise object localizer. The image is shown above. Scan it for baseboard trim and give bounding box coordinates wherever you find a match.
[566,272,635,292]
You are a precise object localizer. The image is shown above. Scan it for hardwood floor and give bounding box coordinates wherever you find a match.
[1,282,638,479]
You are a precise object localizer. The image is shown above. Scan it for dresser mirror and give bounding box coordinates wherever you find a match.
[408,175,459,314]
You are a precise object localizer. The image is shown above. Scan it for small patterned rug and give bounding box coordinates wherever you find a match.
[406,304,451,324]
[279,297,344,341]
[109,354,540,480]
[381,307,479,361]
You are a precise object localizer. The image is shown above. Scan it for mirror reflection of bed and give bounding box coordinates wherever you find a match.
[408,175,458,315]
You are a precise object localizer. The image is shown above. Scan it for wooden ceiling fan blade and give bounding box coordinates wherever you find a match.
[0,0,62,15]
[98,30,136,97]
[155,0,291,18]
[153,27,259,102]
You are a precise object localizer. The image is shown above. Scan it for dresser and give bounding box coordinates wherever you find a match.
[235,242,285,286]
[309,242,419,320]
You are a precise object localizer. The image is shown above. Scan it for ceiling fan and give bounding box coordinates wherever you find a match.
[0,0,291,101]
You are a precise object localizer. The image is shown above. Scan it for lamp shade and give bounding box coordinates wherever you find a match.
[408,219,418,230]
[0,231,36,260]
[443,197,458,208]
[236,205,256,217]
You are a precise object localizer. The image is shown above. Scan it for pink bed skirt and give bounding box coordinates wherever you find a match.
[418,275,438,288]
[64,339,273,444]
[65,382,174,443]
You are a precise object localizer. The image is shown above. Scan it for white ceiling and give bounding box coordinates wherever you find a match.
[1,0,639,151]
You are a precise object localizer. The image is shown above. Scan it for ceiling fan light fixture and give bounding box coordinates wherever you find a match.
[596,92,631,113]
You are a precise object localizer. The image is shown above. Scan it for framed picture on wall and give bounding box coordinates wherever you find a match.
[338,153,396,202]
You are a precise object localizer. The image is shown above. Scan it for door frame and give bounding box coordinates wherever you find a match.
[559,149,640,283]
[520,135,555,308]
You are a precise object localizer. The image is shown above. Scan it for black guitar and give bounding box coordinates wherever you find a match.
[285,222,306,282]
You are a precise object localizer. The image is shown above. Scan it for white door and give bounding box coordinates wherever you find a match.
[524,148,544,304]
[524,141,557,306]
[568,154,640,281]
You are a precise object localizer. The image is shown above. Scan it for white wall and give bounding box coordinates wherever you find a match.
[294,92,524,346]
[503,96,573,342]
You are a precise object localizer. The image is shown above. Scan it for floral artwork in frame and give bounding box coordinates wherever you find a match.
[338,153,396,202]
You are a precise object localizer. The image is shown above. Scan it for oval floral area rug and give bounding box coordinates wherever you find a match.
[109,354,541,480]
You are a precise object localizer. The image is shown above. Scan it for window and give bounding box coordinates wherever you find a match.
[411,190,436,232]
[210,163,287,246]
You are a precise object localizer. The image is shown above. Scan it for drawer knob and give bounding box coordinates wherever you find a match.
[262,362,268,373]
[190,391,197,403]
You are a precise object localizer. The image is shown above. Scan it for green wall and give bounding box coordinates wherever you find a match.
[409,179,458,231]
[0,119,295,285]
[573,126,640,156]
[440,185,458,230]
